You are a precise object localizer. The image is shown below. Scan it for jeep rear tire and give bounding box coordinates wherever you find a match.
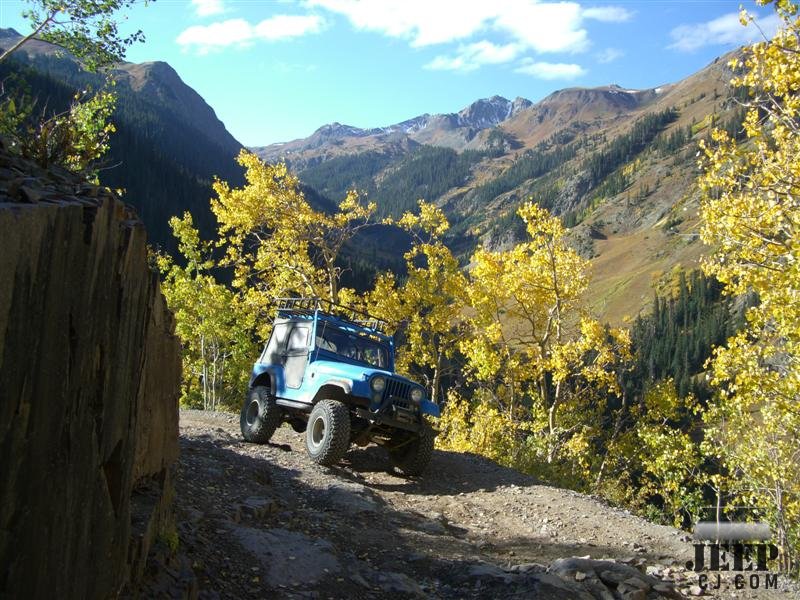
[305,400,351,466]
[388,422,435,476]
[240,385,282,444]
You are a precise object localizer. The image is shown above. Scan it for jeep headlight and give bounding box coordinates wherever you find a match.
[410,387,424,403]
[371,376,386,393]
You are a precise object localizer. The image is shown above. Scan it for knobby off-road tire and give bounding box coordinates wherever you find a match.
[240,385,282,443]
[305,399,351,466]
[389,422,435,476]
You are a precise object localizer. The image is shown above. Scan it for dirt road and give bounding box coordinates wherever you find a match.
[171,410,797,599]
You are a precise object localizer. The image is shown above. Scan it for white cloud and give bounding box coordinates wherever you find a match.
[308,0,629,54]
[177,19,253,50]
[597,47,623,63]
[192,0,225,17]
[255,15,325,40]
[425,55,471,72]
[177,15,325,53]
[494,2,588,53]
[469,41,520,64]
[582,6,632,23]
[514,59,586,80]
[306,0,492,47]
[425,41,521,72]
[669,11,781,52]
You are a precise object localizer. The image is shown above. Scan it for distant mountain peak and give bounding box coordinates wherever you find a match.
[110,57,241,153]
[138,60,174,73]
[457,95,533,130]
[312,122,370,139]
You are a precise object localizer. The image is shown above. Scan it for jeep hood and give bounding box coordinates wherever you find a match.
[311,360,406,384]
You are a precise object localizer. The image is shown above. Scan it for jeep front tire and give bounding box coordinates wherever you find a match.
[241,385,282,443]
[388,422,435,476]
[305,399,351,466]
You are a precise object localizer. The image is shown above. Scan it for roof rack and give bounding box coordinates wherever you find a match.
[274,297,390,335]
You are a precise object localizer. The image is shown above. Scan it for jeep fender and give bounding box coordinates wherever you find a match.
[321,378,352,394]
[420,399,441,418]
[249,365,282,394]
[311,378,352,404]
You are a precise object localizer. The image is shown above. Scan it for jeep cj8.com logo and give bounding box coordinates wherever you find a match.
[686,519,780,591]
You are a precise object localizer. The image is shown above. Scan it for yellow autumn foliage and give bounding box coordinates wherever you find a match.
[370,201,467,403]
[698,0,800,569]
[462,201,631,466]
[211,150,376,331]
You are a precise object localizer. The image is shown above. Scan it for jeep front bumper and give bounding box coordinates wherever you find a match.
[354,407,421,433]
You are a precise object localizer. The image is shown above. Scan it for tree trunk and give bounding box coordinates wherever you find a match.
[774,484,792,572]
[219,352,227,408]
[211,343,218,411]
[594,389,628,490]
[201,334,208,411]
[546,380,561,463]
[326,257,338,303]
[431,353,442,405]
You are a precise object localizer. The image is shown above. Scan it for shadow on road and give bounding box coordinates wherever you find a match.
[338,444,541,497]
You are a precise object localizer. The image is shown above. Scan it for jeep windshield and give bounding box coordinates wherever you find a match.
[315,321,389,369]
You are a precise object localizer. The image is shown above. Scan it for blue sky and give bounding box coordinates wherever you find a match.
[0,1,781,146]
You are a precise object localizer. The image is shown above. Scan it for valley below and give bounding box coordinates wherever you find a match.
[169,411,796,599]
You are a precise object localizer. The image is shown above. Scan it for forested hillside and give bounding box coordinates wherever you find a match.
[628,270,750,400]
[0,29,244,250]
[302,145,488,219]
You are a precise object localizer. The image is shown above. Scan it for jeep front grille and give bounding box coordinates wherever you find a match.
[383,378,411,402]
[393,398,412,410]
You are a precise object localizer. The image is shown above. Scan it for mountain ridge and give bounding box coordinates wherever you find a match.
[0,28,245,249]
[0,27,241,157]
[252,83,672,164]
[252,94,534,164]
[113,59,240,154]
[260,50,742,323]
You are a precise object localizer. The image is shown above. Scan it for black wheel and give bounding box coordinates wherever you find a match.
[240,385,282,443]
[388,422,435,476]
[305,400,351,466]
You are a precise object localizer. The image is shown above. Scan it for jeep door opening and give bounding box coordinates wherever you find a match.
[240,297,439,476]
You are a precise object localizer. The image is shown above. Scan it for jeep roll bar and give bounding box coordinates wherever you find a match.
[274,297,390,335]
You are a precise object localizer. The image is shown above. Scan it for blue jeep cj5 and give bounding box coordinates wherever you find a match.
[240,298,440,476]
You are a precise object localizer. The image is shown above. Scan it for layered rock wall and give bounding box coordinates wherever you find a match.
[0,147,181,598]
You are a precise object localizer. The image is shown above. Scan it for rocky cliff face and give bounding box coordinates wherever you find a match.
[0,143,182,598]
